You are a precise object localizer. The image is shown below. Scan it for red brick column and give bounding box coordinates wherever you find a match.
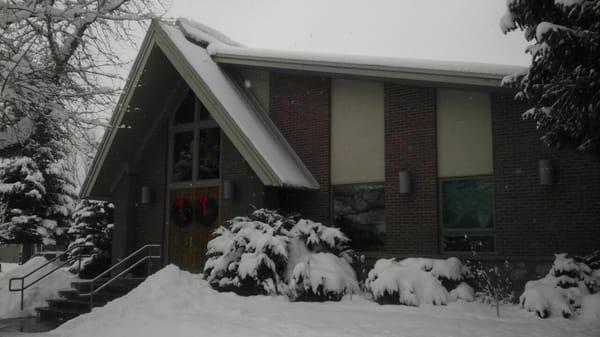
[269,73,331,223]
[491,93,600,256]
[384,84,438,255]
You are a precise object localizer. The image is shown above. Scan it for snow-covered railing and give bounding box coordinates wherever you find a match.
[79,244,161,310]
[8,243,91,311]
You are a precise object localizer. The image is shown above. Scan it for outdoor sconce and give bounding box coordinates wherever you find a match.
[398,170,411,194]
[223,180,234,200]
[141,186,152,204]
[538,160,554,185]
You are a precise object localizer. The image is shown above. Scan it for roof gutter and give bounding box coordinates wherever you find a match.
[212,49,519,88]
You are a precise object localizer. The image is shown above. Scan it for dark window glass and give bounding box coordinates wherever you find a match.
[443,235,495,253]
[174,92,195,125]
[333,183,385,249]
[441,177,493,229]
[197,128,220,180]
[173,132,194,182]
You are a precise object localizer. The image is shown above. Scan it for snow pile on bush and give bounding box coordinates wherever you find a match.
[0,256,75,318]
[520,252,600,319]
[366,257,473,306]
[203,209,358,301]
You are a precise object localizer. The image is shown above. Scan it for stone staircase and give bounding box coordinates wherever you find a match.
[35,277,146,322]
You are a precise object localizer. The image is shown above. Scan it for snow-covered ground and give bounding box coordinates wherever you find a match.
[20,265,600,337]
[0,257,75,319]
[0,262,19,276]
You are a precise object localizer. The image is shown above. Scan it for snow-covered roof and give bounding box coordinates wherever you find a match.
[211,45,525,86]
[197,25,525,88]
[157,22,318,189]
[81,20,319,199]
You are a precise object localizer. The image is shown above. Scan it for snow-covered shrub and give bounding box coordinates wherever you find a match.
[287,219,357,301]
[520,252,600,319]
[365,257,472,306]
[204,209,358,301]
[67,200,114,279]
[203,209,290,295]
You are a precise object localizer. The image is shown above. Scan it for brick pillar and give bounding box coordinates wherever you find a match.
[220,135,266,222]
[491,93,600,256]
[384,84,438,255]
[269,73,331,223]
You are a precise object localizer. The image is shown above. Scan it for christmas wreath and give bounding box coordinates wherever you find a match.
[172,197,193,227]
[196,194,218,227]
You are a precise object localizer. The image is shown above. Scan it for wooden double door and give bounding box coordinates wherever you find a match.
[169,187,219,273]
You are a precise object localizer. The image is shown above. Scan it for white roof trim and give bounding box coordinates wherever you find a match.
[210,45,526,88]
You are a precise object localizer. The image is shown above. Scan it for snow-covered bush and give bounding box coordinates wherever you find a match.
[203,209,358,301]
[365,257,472,306]
[67,200,114,279]
[287,219,357,301]
[520,252,600,319]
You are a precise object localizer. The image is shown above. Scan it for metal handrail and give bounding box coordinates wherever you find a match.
[8,244,91,310]
[78,244,161,309]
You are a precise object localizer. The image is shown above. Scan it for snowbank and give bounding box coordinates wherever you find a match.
[520,253,600,319]
[50,264,600,337]
[366,257,471,306]
[0,256,75,318]
[0,262,19,275]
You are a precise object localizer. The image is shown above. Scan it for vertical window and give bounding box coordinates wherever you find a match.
[333,183,385,249]
[170,91,220,185]
[197,128,220,180]
[172,132,194,182]
[330,79,385,250]
[437,89,494,253]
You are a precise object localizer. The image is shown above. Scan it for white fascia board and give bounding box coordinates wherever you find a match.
[212,46,526,88]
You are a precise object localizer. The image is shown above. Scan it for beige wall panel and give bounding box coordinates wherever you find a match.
[331,79,384,184]
[437,89,493,177]
[239,69,269,112]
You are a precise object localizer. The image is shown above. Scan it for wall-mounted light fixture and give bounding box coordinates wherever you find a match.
[141,186,152,204]
[398,170,411,194]
[223,180,234,200]
[538,160,554,185]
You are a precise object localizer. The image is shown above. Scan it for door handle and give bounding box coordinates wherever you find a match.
[189,236,193,248]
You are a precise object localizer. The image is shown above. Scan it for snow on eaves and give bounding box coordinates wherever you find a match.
[176,18,244,48]
[158,22,318,189]
[211,44,525,79]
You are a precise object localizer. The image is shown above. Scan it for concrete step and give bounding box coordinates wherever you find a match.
[47,298,106,312]
[36,277,148,323]
[36,306,89,322]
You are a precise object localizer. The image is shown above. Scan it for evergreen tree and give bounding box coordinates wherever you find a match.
[68,199,113,278]
[501,0,600,157]
[0,114,76,247]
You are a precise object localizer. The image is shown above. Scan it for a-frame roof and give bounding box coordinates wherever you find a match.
[80,21,319,199]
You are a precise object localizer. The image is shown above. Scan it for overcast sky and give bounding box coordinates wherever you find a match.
[159,0,529,66]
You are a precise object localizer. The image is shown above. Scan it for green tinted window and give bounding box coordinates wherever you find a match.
[441,177,493,229]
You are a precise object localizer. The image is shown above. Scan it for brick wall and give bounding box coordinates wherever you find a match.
[220,135,267,221]
[491,93,600,257]
[384,84,439,255]
[269,73,331,223]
